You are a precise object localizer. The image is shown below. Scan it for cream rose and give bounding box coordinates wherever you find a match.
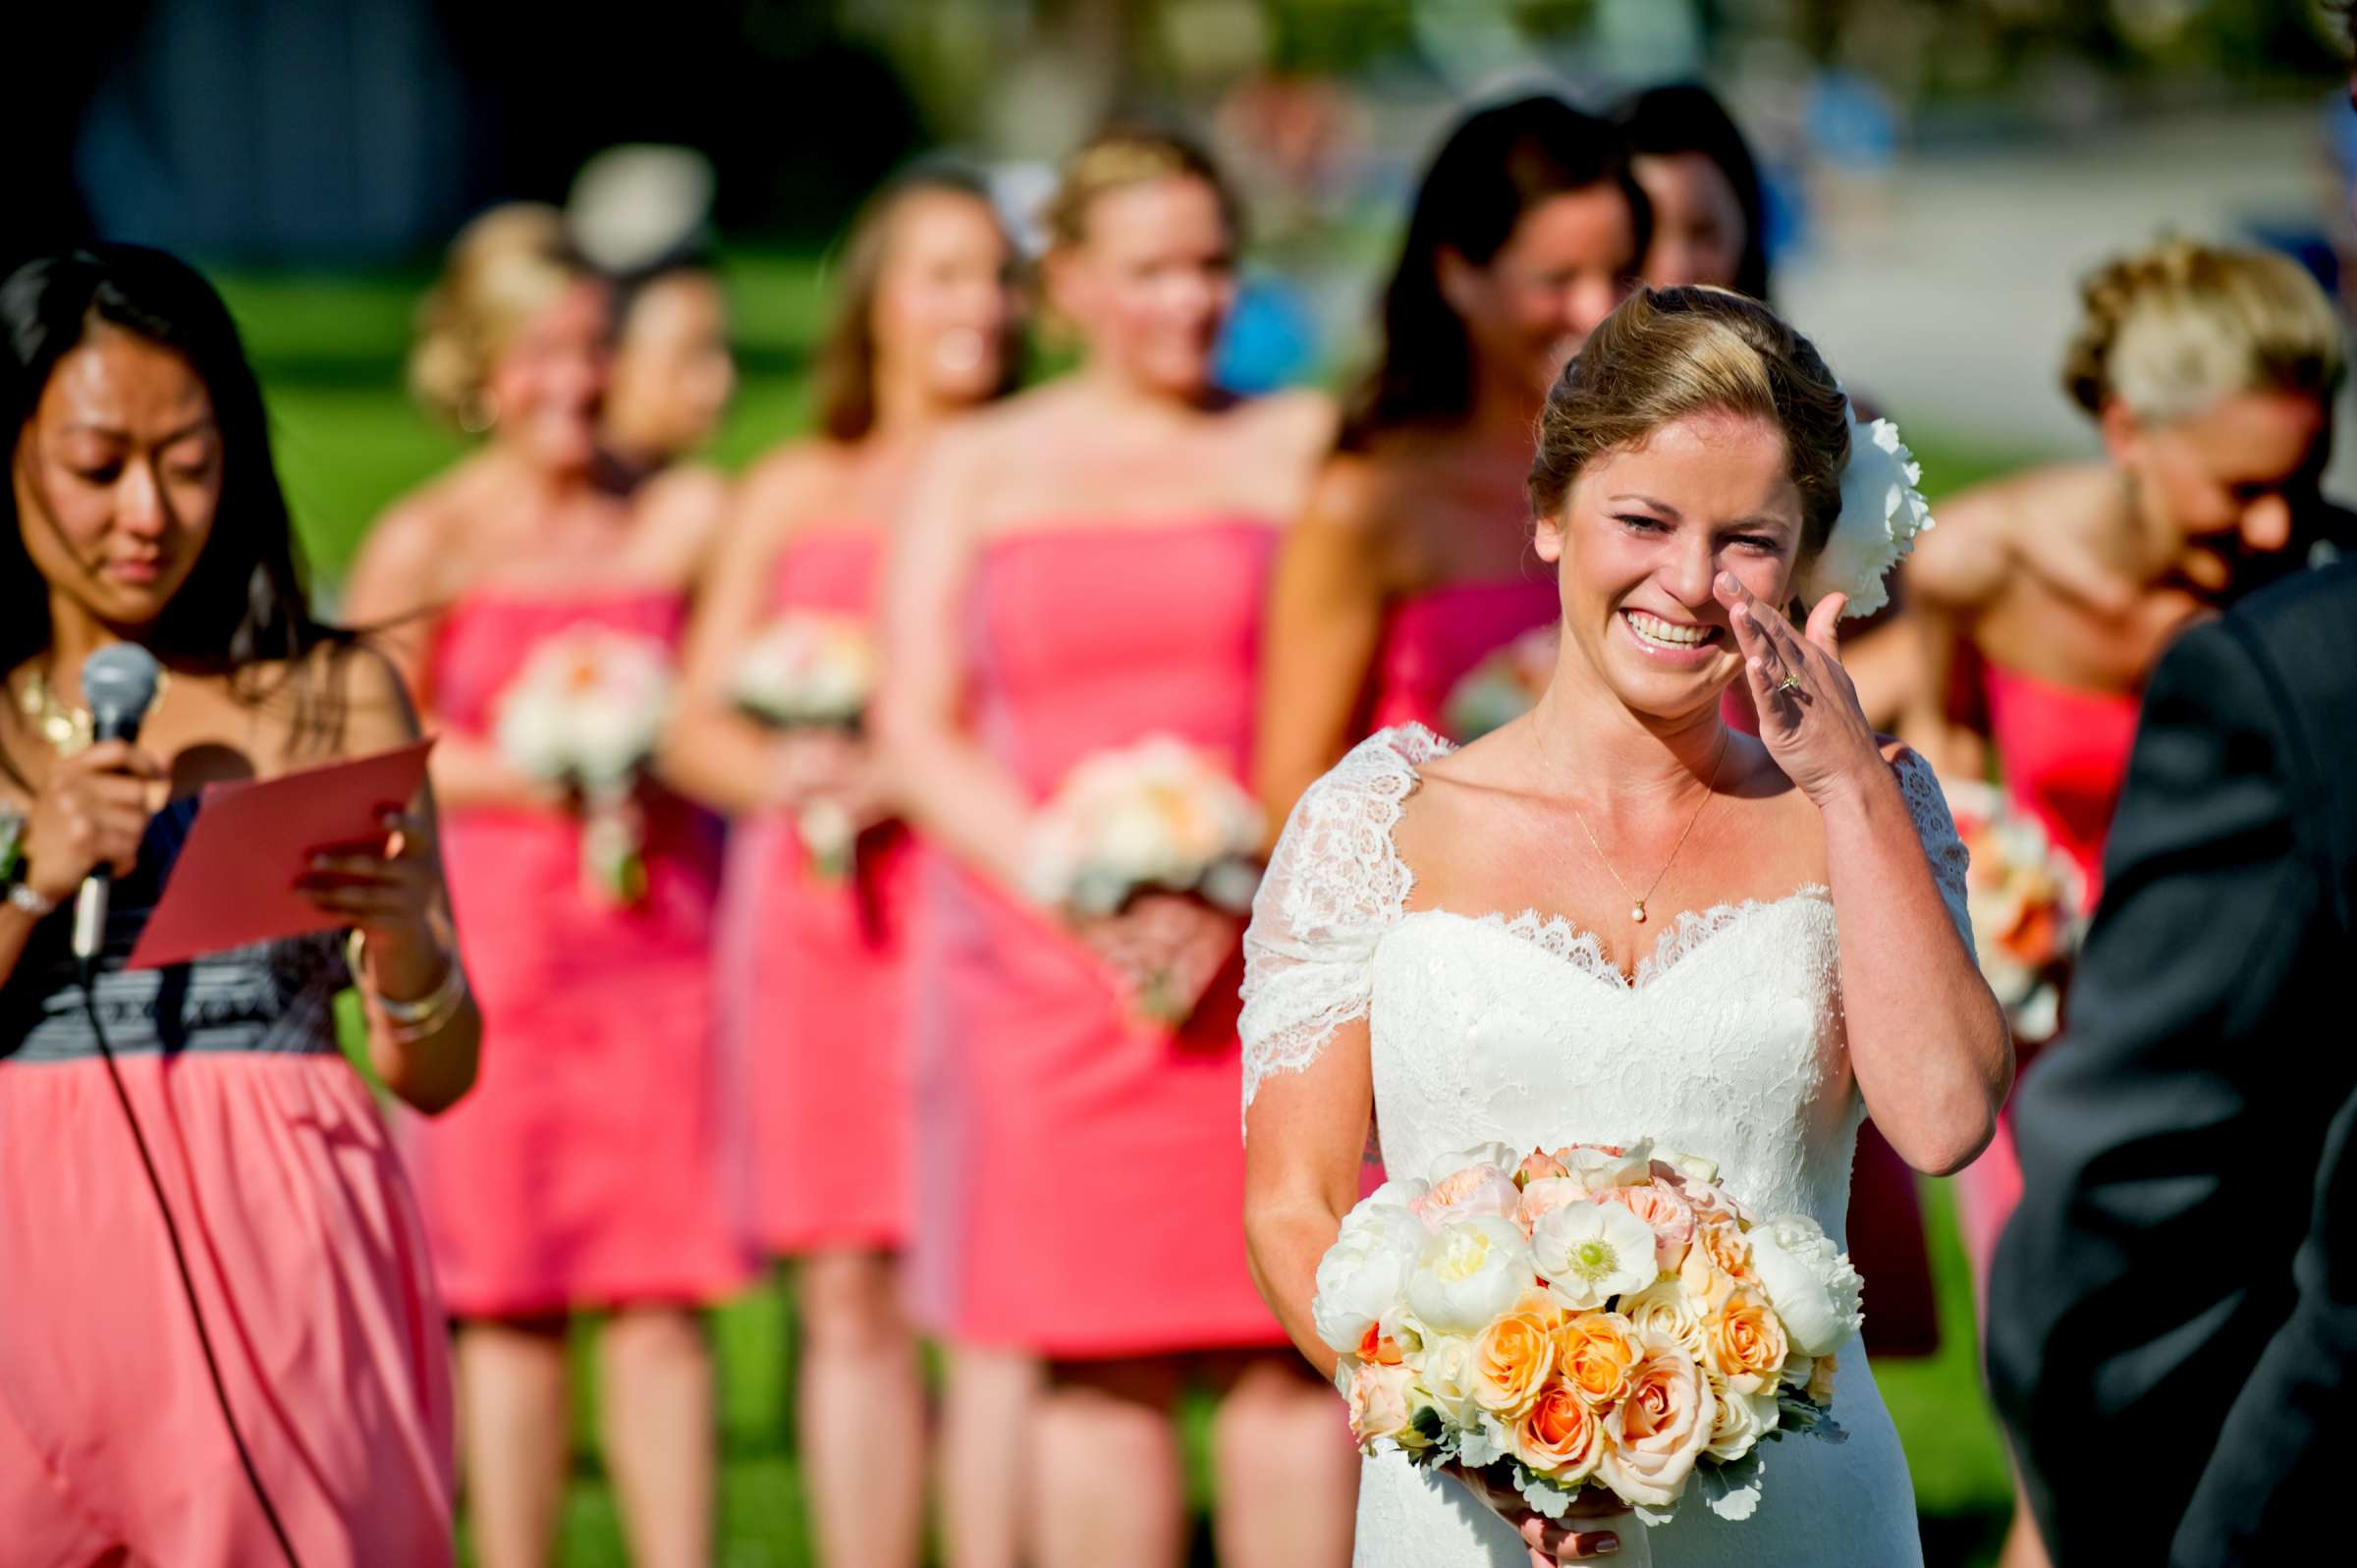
[1619,1278,1709,1361]
[1702,1285,1789,1396]
[1703,1370,1781,1463]
[1346,1359,1420,1447]
[1409,1332,1483,1428]
[1531,1198,1663,1309]
[1406,1217,1534,1335]
[1471,1310,1559,1419]
[1596,1333,1717,1509]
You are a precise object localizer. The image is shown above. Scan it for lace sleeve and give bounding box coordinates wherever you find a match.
[1890,749,1975,956]
[1238,727,1449,1124]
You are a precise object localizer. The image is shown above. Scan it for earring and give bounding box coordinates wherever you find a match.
[458,388,500,435]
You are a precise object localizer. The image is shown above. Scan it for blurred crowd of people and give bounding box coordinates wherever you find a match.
[2,58,2351,1568]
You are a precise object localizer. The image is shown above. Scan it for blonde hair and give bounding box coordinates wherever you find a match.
[409,203,584,429]
[1529,287,1851,558]
[1041,126,1236,249]
[2062,238,2344,423]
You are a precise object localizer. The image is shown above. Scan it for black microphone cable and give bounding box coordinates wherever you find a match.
[78,955,303,1568]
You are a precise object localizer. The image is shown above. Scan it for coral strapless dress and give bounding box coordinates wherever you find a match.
[0,799,455,1567]
[404,589,749,1316]
[905,520,1289,1357]
[1368,577,1560,737]
[718,530,917,1255]
[1955,659,2142,1277]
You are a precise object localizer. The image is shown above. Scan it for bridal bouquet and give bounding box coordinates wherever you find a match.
[1315,1140,1857,1530]
[1443,625,1559,742]
[1025,735,1265,1019]
[1942,781,2087,1044]
[494,626,676,906]
[732,612,878,879]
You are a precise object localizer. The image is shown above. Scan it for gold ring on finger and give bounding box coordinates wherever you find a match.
[1776,675,1803,693]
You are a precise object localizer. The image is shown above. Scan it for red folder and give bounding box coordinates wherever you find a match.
[127,740,436,970]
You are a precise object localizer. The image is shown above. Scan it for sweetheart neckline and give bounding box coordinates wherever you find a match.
[1389,886,1835,991]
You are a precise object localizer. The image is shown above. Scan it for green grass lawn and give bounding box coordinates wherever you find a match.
[271,254,2019,1565]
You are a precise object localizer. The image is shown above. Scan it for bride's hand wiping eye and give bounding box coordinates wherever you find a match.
[1714,571,1883,808]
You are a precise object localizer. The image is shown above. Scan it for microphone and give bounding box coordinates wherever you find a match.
[72,643,162,968]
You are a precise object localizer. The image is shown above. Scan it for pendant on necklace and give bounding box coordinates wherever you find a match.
[1631,903,1647,923]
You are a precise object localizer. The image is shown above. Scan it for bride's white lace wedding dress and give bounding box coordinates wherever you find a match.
[1241,725,1972,1567]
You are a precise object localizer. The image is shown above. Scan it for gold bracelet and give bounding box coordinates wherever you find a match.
[350,929,468,1040]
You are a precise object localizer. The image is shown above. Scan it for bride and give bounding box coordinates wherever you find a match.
[1239,286,2010,1566]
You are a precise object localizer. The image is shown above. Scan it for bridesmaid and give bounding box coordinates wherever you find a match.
[0,244,476,1566]
[873,129,1355,1568]
[663,169,1023,1568]
[1254,96,1650,821]
[343,204,747,1568]
[1904,238,2348,1568]
[598,249,736,482]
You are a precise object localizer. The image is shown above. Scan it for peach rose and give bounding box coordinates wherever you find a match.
[1413,1162,1522,1226]
[1347,1359,1418,1446]
[1513,1378,1605,1484]
[1357,1325,1405,1368]
[1596,1333,1717,1508]
[1680,1221,1755,1299]
[1703,1285,1789,1396]
[1601,1183,1698,1272]
[1557,1310,1644,1408]
[1472,1310,1559,1420]
[1516,1149,1570,1187]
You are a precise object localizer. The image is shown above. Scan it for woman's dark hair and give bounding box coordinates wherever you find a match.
[1,244,346,769]
[810,166,1017,443]
[1342,95,1652,449]
[609,245,719,340]
[1615,82,1773,301]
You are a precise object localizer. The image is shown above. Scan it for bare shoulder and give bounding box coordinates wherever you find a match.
[632,461,735,574]
[1239,386,1340,461]
[1908,467,2046,606]
[735,438,851,522]
[253,638,422,764]
[348,469,477,612]
[1295,450,1397,538]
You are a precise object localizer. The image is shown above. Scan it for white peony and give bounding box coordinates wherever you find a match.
[1800,411,1936,620]
[1745,1215,1865,1357]
[1312,1203,1424,1354]
[1560,1138,1656,1195]
[1405,1217,1534,1335]
[1529,1199,1663,1309]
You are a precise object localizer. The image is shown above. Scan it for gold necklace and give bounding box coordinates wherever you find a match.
[1567,729,1730,925]
[19,663,170,756]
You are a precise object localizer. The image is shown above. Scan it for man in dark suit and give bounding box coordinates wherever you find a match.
[1987,556,2357,1564]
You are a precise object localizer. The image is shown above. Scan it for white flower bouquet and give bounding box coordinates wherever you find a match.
[732,612,878,879]
[1442,624,1559,742]
[1315,1140,1857,1540]
[1942,781,2089,1045]
[1025,735,1266,1019]
[493,626,676,906]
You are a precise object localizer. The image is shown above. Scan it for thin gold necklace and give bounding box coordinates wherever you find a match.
[1567,729,1730,925]
[19,663,170,756]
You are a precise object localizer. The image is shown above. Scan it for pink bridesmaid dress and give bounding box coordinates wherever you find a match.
[718,531,916,1255]
[1367,576,1561,736]
[1,798,456,1567]
[404,589,749,1316]
[906,519,1288,1357]
[1954,659,2143,1280]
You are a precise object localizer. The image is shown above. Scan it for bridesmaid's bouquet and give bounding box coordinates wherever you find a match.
[732,612,878,879]
[1025,735,1265,1020]
[1942,781,2087,1044]
[1442,625,1558,742]
[494,626,676,906]
[1314,1141,1858,1532]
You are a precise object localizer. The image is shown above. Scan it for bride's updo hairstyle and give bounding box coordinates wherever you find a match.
[2060,237,2342,424]
[1528,286,1851,566]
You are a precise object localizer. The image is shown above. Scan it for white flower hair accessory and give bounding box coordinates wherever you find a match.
[1799,406,1936,619]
